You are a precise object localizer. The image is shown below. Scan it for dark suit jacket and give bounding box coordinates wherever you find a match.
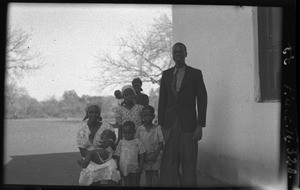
[158,65,207,132]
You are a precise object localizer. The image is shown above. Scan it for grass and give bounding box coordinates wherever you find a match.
[4,118,117,160]
[3,118,119,186]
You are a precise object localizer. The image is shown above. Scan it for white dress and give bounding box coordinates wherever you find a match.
[77,122,121,186]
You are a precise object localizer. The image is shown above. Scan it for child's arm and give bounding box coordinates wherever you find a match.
[77,150,94,168]
[153,125,164,159]
[137,153,145,173]
[78,147,89,158]
[114,155,121,174]
[152,142,163,159]
[114,140,122,172]
[136,139,146,173]
[117,125,122,143]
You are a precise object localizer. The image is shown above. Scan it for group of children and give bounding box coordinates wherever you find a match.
[115,105,163,186]
[77,78,163,187]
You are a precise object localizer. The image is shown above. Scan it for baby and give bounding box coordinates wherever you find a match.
[77,129,116,168]
[114,90,124,106]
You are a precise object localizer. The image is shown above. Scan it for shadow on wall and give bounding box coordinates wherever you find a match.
[4,152,82,186]
[198,150,241,186]
[197,81,243,187]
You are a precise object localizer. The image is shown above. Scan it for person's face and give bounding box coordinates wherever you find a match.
[172,44,187,64]
[122,126,135,140]
[114,90,123,99]
[132,82,141,93]
[141,109,155,124]
[123,88,135,104]
[100,131,110,141]
[88,106,101,122]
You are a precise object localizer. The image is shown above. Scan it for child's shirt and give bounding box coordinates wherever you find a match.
[136,124,164,154]
[114,138,146,176]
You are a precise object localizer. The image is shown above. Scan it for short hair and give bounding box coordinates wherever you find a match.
[114,90,122,96]
[101,129,116,142]
[122,121,136,133]
[142,105,155,115]
[132,78,142,86]
[172,42,187,53]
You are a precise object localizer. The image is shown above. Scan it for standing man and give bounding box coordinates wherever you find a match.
[158,42,207,187]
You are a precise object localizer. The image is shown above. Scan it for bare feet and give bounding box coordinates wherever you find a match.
[77,159,88,168]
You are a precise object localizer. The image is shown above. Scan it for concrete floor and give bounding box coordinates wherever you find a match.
[3,151,230,188]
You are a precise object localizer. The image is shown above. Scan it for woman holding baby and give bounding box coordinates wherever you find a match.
[76,104,120,186]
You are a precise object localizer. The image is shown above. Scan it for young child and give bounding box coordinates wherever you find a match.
[77,129,116,168]
[114,89,124,106]
[114,121,146,186]
[136,105,164,187]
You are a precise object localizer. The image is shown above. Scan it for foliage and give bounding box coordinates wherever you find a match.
[5,26,44,118]
[6,26,43,82]
[5,88,160,120]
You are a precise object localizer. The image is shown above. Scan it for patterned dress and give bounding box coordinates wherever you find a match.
[136,124,164,170]
[114,138,146,176]
[77,122,120,186]
[115,104,144,130]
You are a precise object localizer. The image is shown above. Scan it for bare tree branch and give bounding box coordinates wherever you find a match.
[93,13,172,91]
[6,26,44,81]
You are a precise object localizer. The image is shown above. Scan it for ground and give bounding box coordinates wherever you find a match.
[3,119,229,188]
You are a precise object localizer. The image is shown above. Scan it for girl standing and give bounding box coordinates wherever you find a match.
[115,85,144,141]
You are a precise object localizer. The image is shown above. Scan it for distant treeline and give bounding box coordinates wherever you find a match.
[5,89,159,119]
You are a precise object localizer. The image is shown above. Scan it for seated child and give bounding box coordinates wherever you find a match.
[77,129,116,168]
[114,121,146,186]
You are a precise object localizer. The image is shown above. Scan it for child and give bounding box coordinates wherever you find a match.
[114,121,146,186]
[136,105,164,187]
[77,129,116,168]
[132,78,149,106]
[115,85,144,142]
[114,89,124,106]
[78,128,120,186]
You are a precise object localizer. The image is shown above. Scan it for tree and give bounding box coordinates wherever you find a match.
[5,26,44,118]
[40,96,60,118]
[59,90,83,118]
[94,13,173,91]
[5,83,28,119]
[6,26,43,82]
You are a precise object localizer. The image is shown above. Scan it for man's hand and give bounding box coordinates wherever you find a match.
[192,125,203,141]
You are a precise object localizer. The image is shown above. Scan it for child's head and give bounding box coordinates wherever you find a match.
[122,121,136,140]
[100,129,116,142]
[114,90,123,99]
[132,78,143,93]
[141,105,155,124]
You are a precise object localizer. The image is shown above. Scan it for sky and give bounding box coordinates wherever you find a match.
[7,3,171,101]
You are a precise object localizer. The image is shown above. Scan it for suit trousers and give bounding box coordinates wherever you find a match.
[160,117,198,187]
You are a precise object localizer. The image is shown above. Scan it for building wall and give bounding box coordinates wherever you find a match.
[172,5,284,188]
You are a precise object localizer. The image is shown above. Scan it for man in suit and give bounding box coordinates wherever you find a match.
[158,42,207,187]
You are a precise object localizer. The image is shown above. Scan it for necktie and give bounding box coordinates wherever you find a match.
[172,68,178,96]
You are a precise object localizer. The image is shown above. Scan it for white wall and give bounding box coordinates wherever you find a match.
[172,5,284,189]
